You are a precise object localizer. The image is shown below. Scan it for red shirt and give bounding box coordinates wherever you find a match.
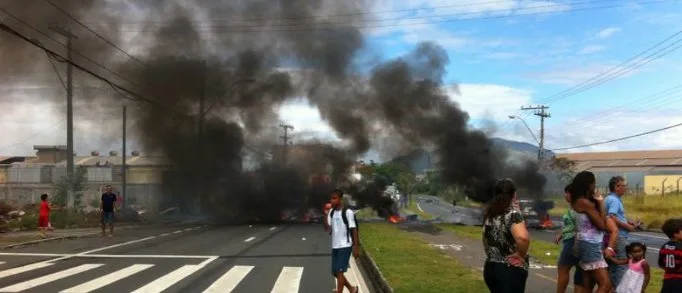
[659,240,682,280]
[39,201,50,217]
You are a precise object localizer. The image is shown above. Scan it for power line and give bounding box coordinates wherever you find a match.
[119,0,668,33]
[0,8,143,90]
[128,0,620,30]
[42,0,147,68]
[550,122,682,151]
[0,21,271,158]
[498,27,682,136]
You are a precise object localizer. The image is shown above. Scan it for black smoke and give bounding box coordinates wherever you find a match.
[0,0,546,222]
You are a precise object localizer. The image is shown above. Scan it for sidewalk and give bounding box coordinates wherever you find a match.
[0,225,141,249]
[405,227,563,293]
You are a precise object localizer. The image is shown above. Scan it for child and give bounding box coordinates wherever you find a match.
[554,183,585,293]
[608,242,649,293]
[659,218,682,293]
[38,194,51,238]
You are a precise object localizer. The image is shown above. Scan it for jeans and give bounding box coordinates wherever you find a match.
[607,237,628,287]
[483,261,528,293]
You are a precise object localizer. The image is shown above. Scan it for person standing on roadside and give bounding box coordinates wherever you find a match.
[101,185,117,237]
[604,176,640,288]
[570,171,612,293]
[555,183,585,293]
[323,189,359,293]
[482,178,530,293]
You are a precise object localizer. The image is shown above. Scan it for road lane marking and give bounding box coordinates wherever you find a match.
[0,262,4,266]
[416,203,424,212]
[271,267,303,293]
[632,232,668,240]
[131,265,207,293]
[202,265,254,293]
[60,264,154,293]
[0,264,102,292]
[172,230,183,234]
[270,227,277,231]
[0,253,64,257]
[244,237,256,242]
[0,253,218,259]
[0,262,54,279]
[160,233,170,237]
[648,247,661,253]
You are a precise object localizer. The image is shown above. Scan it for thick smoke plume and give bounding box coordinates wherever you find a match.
[0,0,546,222]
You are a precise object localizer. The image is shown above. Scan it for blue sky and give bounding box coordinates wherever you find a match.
[2,0,682,158]
[280,0,682,160]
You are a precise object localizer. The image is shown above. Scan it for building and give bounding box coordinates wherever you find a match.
[556,149,682,195]
[0,145,170,209]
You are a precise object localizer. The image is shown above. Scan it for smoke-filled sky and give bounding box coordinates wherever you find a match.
[2,0,682,160]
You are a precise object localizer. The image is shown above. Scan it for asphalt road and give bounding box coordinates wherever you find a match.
[0,223,369,293]
[415,195,669,262]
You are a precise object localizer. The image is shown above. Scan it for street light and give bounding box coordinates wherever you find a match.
[508,115,540,145]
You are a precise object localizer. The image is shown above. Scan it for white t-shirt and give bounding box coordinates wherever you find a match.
[328,208,356,249]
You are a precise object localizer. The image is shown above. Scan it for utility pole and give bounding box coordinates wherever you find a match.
[196,61,206,214]
[50,24,78,209]
[279,124,294,164]
[122,105,127,209]
[521,105,551,164]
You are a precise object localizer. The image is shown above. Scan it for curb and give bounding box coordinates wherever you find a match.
[0,225,142,250]
[357,246,394,293]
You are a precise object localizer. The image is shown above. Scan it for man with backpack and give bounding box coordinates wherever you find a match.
[324,189,360,293]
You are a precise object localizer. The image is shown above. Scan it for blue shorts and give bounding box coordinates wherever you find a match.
[101,212,115,224]
[576,240,608,271]
[558,238,584,285]
[331,247,352,276]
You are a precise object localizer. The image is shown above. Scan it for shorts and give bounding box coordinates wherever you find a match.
[101,212,115,225]
[558,238,584,285]
[661,279,682,293]
[331,247,352,276]
[38,215,49,228]
[576,240,608,271]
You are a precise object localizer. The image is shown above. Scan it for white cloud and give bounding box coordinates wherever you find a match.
[447,84,534,121]
[595,27,621,39]
[578,45,606,55]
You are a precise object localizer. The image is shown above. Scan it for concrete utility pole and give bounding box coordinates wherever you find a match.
[122,105,127,209]
[279,124,294,164]
[50,24,78,209]
[196,61,206,214]
[520,105,551,164]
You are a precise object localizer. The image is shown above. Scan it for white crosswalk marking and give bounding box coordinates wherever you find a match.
[131,265,204,293]
[60,264,155,293]
[0,264,102,292]
[202,265,254,293]
[0,262,54,279]
[271,267,303,293]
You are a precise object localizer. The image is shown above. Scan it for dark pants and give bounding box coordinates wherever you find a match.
[661,279,682,293]
[484,261,528,293]
[331,247,352,277]
[607,237,627,287]
[101,211,115,225]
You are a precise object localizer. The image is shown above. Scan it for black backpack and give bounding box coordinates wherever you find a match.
[329,208,359,245]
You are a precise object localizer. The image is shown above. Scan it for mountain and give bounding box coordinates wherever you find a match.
[490,137,555,158]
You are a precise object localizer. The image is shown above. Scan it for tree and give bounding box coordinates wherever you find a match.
[548,156,577,185]
[52,166,87,209]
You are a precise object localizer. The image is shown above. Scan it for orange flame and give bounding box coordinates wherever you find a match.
[388,215,400,224]
[539,214,553,229]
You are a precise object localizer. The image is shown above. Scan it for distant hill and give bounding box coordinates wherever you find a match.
[390,137,554,174]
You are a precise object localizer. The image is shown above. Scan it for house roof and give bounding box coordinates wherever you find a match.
[556,150,682,172]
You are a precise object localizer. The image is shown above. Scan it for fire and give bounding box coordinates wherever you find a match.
[388,215,401,224]
[539,214,553,229]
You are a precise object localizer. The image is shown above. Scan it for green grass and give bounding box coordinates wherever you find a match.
[549,195,682,230]
[436,223,665,292]
[361,222,488,293]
